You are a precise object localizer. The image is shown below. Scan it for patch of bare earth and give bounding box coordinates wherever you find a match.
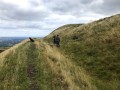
[27,43,39,90]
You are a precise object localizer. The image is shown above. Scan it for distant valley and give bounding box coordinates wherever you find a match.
[0,37,27,53]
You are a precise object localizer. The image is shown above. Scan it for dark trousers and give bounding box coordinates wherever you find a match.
[56,41,60,47]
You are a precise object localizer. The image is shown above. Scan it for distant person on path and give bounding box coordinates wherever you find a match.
[55,35,60,47]
[29,37,34,42]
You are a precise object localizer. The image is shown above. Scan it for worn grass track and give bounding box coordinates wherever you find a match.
[0,39,98,90]
[27,43,39,90]
[36,40,96,90]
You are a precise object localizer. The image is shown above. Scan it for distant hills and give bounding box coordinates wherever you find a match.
[0,37,27,47]
[0,37,28,53]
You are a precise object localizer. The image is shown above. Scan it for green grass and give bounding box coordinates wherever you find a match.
[0,41,71,90]
[0,14,120,90]
[44,14,120,90]
[0,42,30,90]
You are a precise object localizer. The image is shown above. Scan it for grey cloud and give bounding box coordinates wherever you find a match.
[80,0,94,4]
[43,0,120,16]
[0,21,43,29]
[0,0,120,37]
[43,0,83,14]
[0,20,56,31]
[43,0,96,15]
[8,9,48,21]
[98,0,120,15]
[85,0,120,15]
[29,0,40,7]
[0,1,49,21]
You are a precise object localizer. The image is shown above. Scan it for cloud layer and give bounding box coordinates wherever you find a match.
[0,0,120,37]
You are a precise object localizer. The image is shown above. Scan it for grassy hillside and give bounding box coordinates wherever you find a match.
[0,14,120,90]
[0,39,95,90]
[44,14,120,90]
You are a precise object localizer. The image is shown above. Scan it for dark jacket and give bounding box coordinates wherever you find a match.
[55,36,60,43]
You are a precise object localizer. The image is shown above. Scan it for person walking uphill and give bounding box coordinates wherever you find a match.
[53,35,56,45]
[53,35,60,47]
[55,35,60,47]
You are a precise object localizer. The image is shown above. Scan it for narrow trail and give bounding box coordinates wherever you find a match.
[35,40,96,90]
[27,43,39,90]
[0,40,96,90]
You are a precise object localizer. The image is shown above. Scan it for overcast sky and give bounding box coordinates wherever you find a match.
[0,0,120,37]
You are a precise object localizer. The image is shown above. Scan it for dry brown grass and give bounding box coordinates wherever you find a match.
[0,39,29,67]
[0,40,30,90]
[0,39,97,90]
[44,14,120,90]
[36,40,97,90]
[46,14,120,40]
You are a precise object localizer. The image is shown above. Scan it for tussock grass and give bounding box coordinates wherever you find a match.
[1,39,90,90]
[0,39,29,67]
[1,13,120,90]
[40,41,96,90]
[0,42,30,90]
[44,14,120,90]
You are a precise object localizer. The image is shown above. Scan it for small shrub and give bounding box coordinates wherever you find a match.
[72,36,78,40]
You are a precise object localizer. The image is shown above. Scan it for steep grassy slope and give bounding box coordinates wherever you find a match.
[44,14,120,90]
[0,39,95,90]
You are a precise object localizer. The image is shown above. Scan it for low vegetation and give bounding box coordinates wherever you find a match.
[0,39,95,90]
[0,14,120,90]
[45,14,120,90]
